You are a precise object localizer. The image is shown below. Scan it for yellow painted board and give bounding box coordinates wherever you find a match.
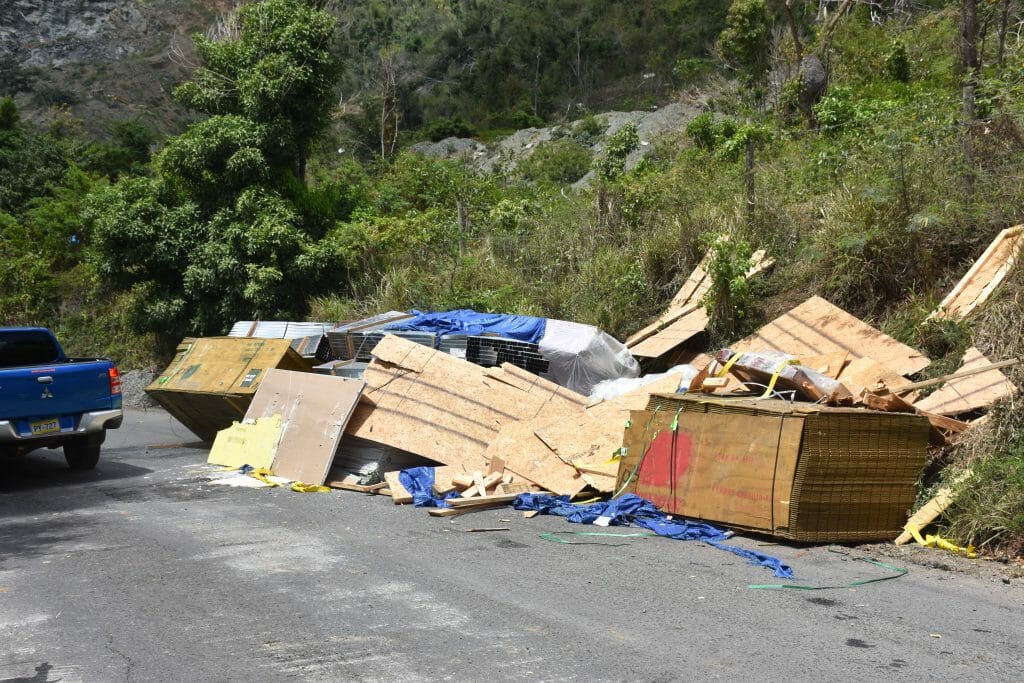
[207,415,282,469]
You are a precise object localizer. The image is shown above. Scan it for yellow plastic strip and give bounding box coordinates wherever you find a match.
[760,359,799,398]
[290,482,332,493]
[907,525,977,559]
[249,467,281,487]
[716,352,741,378]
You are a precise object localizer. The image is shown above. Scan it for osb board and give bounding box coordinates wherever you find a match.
[346,335,579,473]
[493,363,587,410]
[929,225,1023,320]
[483,419,586,496]
[245,369,364,486]
[731,296,930,376]
[799,351,849,380]
[914,347,1017,416]
[146,337,311,395]
[629,307,711,359]
[624,410,796,531]
[837,356,915,398]
[207,415,282,469]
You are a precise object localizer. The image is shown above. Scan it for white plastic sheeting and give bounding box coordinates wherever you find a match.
[538,319,640,395]
[587,364,700,402]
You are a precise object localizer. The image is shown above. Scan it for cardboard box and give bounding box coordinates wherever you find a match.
[145,337,312,441]
[615,394,931,542]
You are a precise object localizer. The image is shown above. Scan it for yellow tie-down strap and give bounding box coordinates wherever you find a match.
[906,525,977,559]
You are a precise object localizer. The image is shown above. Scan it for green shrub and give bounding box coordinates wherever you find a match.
[519,139,593,184]
[424,116,478,142]
[572,114,606,145]
[885,40,912,83]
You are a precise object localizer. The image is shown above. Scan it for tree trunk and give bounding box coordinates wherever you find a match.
[961,0,979,200]
[745,137,756,229]
[998,0,1011,66]
[782,0,804,62]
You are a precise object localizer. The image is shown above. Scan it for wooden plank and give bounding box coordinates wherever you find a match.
[246,369,364,486]
[487,455,506,476]
[731,296,930,376]
[771,416,804,533]
[928,225,1024,321]
[383,470,414,504]
[629,308,711,359]
[913,347,1017,416]
[448,492,527,508]
[895,471,972,544]
[346,335,580,472]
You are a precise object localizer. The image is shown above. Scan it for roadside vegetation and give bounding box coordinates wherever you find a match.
[1,0,1023,554]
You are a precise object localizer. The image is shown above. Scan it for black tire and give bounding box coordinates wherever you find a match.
[64,440,101,470]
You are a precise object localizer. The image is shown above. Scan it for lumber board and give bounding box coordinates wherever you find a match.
[447,492,526,508]
[913,347,1017,416]
[928,225,1024,321]
[731,296,930,376]
[629,307,711,359]
[346,335,580,472]
[895,471,972,544]
[383,470,414,504]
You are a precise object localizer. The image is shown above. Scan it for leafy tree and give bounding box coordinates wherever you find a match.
[718,0,772,91]
[174,0,340,180]
[87,0,349,341]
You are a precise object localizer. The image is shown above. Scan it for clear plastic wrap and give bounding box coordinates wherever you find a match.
[538,319,640,395]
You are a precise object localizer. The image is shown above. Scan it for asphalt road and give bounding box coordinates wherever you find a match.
[2,409,1022,682]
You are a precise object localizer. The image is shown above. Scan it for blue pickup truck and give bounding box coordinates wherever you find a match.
[0,327,123,469]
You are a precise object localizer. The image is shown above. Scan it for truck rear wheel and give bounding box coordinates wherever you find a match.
[64,439,101,470]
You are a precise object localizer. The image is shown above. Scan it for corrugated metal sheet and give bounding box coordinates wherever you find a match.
[228,321,336,340]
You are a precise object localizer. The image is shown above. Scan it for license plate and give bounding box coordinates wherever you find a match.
[29,418,60,436]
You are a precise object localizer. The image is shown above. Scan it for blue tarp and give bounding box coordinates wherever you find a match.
[384,309,547,344]
[399,467,459,508]
[513,493,794,579]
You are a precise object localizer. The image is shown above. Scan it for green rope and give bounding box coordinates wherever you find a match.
[748,551,907,590]
[540,531,658,545]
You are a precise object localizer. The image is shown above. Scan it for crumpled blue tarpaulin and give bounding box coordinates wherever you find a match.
[513,493,794,579]
[398,467,459,508]
[384,309,547,344]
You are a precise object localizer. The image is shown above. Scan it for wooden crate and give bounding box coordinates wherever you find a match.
[616,394,931,542]
[145,337,312,442]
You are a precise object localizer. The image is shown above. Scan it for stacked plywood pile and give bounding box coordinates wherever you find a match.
[340,334,690,501]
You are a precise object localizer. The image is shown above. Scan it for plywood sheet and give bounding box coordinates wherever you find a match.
[629,308,710,359]
[837,356,915,397]
[207,415,282,469]
[732,296,929,376]
[914,347,1017,416]
[799,351,849,380]
[632,411,787,530]
[346,335,579,472]
[483,419,586,496]
[246,369,364,486]
[929,225,1023,320]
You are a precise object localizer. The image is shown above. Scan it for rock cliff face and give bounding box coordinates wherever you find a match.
[0,0,224,134]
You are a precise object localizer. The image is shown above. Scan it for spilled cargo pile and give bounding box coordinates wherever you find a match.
[146,228,1023,580]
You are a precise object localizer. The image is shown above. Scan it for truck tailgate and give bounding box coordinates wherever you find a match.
[0,360,115,421]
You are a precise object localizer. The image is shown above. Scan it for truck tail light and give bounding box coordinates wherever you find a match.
[109,367,122,395]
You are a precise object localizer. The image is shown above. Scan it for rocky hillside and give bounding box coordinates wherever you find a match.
[0,0,223,133]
